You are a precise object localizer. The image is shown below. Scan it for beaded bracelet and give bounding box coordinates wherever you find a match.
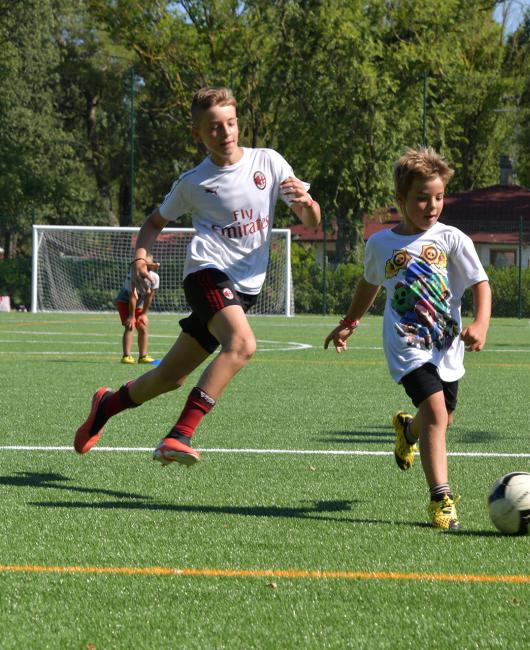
[339,318,359,330]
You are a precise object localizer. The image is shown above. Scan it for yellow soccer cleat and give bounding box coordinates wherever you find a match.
[428,494,461,530]
[138,354,155,364]
[392,411,416,470]
[121,355,136,364]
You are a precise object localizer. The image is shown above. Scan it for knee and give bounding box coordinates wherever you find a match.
[223,332,256,364]
[420,398,449,429]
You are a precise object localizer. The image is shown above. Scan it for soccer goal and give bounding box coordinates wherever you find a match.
[31,225,294,316]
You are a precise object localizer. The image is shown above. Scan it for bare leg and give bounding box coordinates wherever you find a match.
[151,306,255,466]
[122,327,134,356]
[129,331,210,404]
[137,320,148,357]
[408,391,449,488]
[196,305,256,399]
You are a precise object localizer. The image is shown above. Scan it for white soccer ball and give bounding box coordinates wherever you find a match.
[488,472,530,535]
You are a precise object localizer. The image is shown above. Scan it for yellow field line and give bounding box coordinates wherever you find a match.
[0,565,529,584]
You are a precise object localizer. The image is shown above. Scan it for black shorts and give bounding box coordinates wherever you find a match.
[179,269,258,353]
[400,363,459,412]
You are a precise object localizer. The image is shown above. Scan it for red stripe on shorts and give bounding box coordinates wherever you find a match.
[197,270,224,312]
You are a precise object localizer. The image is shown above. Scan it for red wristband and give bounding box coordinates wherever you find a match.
[339,318,359,330]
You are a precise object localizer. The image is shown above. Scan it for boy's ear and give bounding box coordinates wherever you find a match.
[191,125,202,142]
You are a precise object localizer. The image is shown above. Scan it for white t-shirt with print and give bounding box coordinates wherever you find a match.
[364,222,488,383]
[159,147,305,295]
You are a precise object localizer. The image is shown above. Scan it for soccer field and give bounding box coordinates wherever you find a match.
[0,312,528,649]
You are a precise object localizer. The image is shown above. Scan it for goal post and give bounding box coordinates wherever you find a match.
[31,225,294,316]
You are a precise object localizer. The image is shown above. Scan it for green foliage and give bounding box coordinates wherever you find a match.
[0,259,32,307]
[485,266,530,318]
[291,243,530,317]
[0,0,527,266]
[290,244,323,313]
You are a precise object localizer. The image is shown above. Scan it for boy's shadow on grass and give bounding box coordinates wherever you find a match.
[0,471,151,501]
[28,496,502,535]
[30,497,362,524]
[7,473,500,534]
[321,427,393,445]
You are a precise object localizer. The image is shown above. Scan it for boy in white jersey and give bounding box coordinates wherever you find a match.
[75,87,321,465]
[324,147,491,530]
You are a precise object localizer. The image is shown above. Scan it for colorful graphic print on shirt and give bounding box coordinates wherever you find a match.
[386,244,459,351]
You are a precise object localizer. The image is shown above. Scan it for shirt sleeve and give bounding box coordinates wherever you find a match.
[159,176,191,222]
[363,235,384,285]
[453,231,489,288]
[267,149,310,207]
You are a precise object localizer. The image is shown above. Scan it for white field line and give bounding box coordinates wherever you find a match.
[0,338,311,353]
[1,341,529,355]
[0,445,529,459]
[0,332,528,354]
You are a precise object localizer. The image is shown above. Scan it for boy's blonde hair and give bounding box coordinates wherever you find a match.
[393,147,454,198]
[191,87,237,125]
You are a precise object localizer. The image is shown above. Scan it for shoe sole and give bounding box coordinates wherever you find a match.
[432,520,462,531]
[153,439,200,467]
[153,450,199,467]
[74,387,110,454]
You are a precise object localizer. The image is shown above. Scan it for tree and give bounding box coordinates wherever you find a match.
[0,0,108,257]
[505,9,530,186]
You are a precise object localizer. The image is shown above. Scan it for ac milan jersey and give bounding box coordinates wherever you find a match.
[159,147,306,294]
[364,222,488,382]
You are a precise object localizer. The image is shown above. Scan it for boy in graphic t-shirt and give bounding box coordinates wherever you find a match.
[75,86,321,466]
[325,147,491,530]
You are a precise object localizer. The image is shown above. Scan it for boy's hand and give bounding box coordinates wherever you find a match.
[280,176,312,207]
[460,321,488,351]
[136,313,148,327]
[324,326,355,353]
[132,259,155,294]
[125,316,135,331]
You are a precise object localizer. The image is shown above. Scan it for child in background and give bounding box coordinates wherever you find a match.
[114,255,160,364]
[325,147,491,530]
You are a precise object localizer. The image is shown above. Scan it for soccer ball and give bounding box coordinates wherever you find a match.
[488,472,530,535]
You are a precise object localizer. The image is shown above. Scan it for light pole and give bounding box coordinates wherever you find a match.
[129,67,136,223]
[422,70,428,147]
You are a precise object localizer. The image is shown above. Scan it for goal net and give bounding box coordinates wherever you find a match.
[32,225,294,316]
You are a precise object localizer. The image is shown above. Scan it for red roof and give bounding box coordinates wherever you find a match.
[290,222,338,241]
[291,185,530,243]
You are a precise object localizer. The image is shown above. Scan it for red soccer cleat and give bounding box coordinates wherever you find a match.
[74,387,111,454]
[153,437,200,467]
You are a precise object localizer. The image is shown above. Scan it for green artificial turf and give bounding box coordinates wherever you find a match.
[0,313,528,649]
